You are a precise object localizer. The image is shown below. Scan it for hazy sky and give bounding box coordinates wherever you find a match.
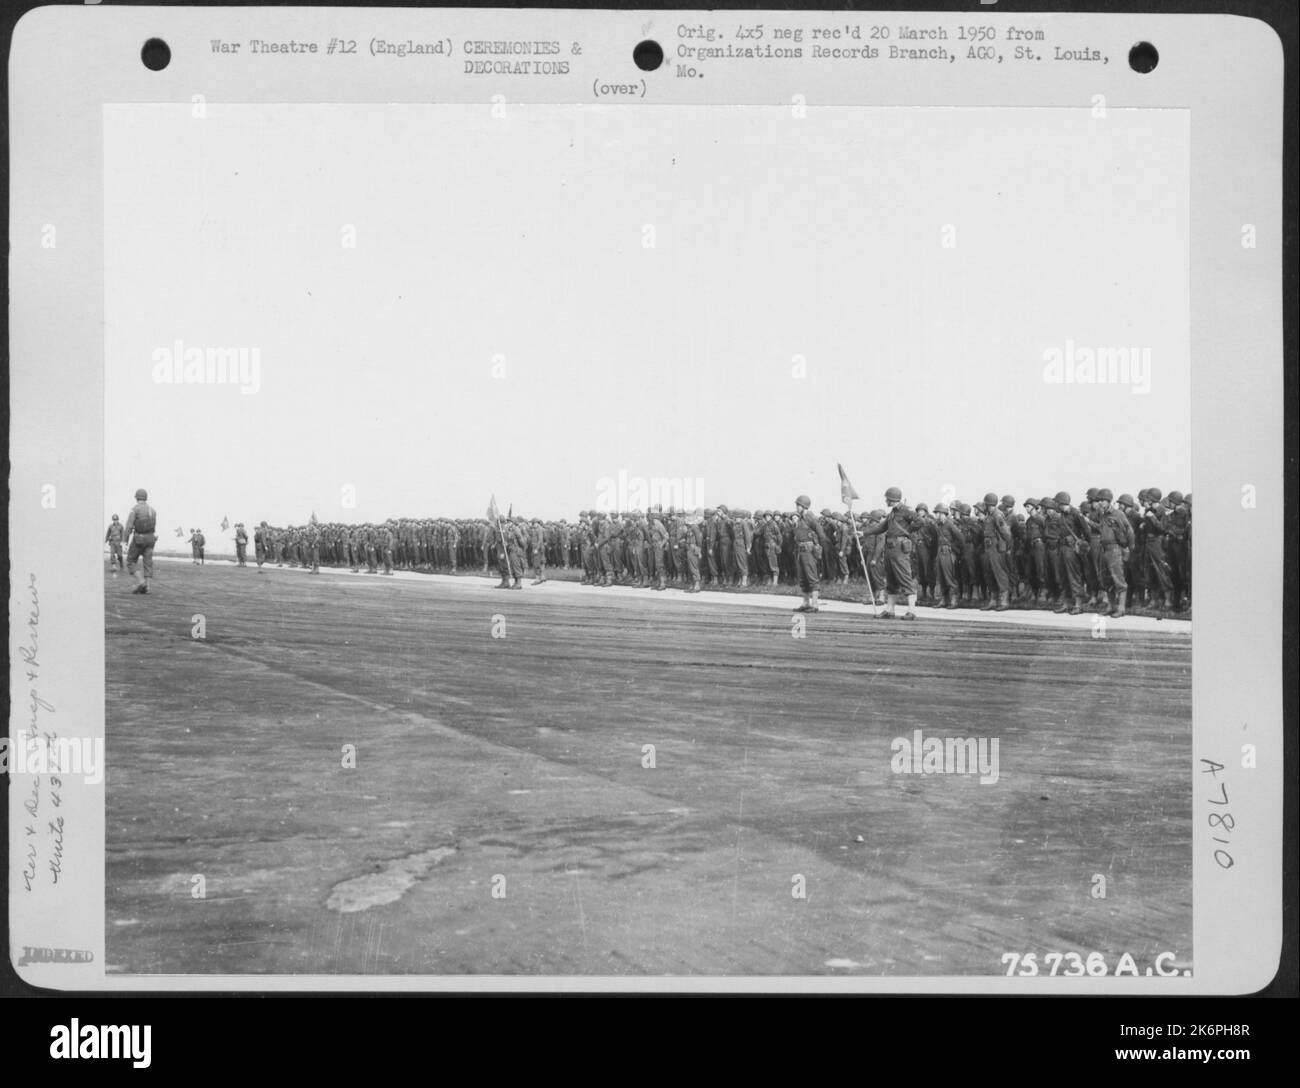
[104,103,1189,535]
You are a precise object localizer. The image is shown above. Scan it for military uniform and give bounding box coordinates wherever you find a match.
[124,492,158,593]
[792,497,826,612]
[105,517,125,575]
[861,488,919,618]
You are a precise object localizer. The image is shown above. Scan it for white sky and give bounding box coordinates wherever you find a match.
[104,103,1189,534]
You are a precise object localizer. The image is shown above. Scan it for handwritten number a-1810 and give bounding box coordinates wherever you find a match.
[1199,758,1224,777]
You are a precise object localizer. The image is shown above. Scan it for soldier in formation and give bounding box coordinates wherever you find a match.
[218,486,1188,617]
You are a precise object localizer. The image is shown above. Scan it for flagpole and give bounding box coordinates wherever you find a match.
[838,464,878,617]
[490,497,513,580]
[846,498,879,617]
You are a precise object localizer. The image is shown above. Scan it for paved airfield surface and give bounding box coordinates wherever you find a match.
[105,562,1192,977]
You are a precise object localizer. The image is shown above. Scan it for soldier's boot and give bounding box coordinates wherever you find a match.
[808,590,821,613]
[511,577,523,590]
[691,578,701,593]
[655,573,666,591]
[639,575,648,588]
[1053,596,1070,613]
[902,594,917,620]
[980,591,996,610]
[876,593,896,619]
[1112,593,1127,618]
[740,576,749,588]
[495,576,511,589]
[945,593,958,610]
[995,591,1010,611]
[1069,595,1086,615]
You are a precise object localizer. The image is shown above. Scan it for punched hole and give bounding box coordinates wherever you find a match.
[1128,41,1158,74]
[141,38,171,71]
[633,40,663,72]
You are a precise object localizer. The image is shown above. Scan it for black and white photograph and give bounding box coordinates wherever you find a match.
[7,4,1286,997]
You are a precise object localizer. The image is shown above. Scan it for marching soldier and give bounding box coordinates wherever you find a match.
[234,522,248,566]
[105,515,125,576]
[124,488,158,595]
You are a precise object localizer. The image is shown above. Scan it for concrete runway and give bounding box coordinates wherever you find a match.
[105,561,1192,977]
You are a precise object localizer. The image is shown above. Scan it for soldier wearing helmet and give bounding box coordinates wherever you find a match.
[123,488,158,594]
[1051,491,1090,615]
[932,503,966,608]
[104,514,126,577]
[1093,489,1133,616]
[861,487,919,619]
[1139,488,1176,613]
[978,492,1013,611]
[792,494,827,612]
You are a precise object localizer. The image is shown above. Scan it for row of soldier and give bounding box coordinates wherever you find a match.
[228,487,1189,615]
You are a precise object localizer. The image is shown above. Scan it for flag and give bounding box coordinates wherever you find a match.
[487,494,501,522]
[221,515,229,531]
[174,526,184,537]
[838,463,860,503]
[507,503,513,519]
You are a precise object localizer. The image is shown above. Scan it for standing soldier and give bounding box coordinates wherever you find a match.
[911,504,934,604]
[761,511,781,588]
[124,488,158,595]
[701,508,719,586]
[1052,492,1090,615]
[105,515,125,576]
[188,529,200,565]
[1140,489,1176,613]
[1094,489,1133,616]
[792,494,827,613]
[932,503,965,609]
[732,509,754,588]
[254,521,269,572]
[682,515,703,593]
[195,528,206,566]
[1082,490,1104,608]
[305,520,322,574]
[1165,491,1190,609]
[1023,499,1048,605]
[578,512,596,585]
[625,513,647,587]
[979,493,1012,611]
[447,520,460,574]
[529,518,548,585]
[649,511,670,590]
[234,522,248,566]
[1122,493,1147,607]
[861,487,920,620]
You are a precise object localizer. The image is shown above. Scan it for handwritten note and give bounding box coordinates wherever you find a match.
[17,572,64,891]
